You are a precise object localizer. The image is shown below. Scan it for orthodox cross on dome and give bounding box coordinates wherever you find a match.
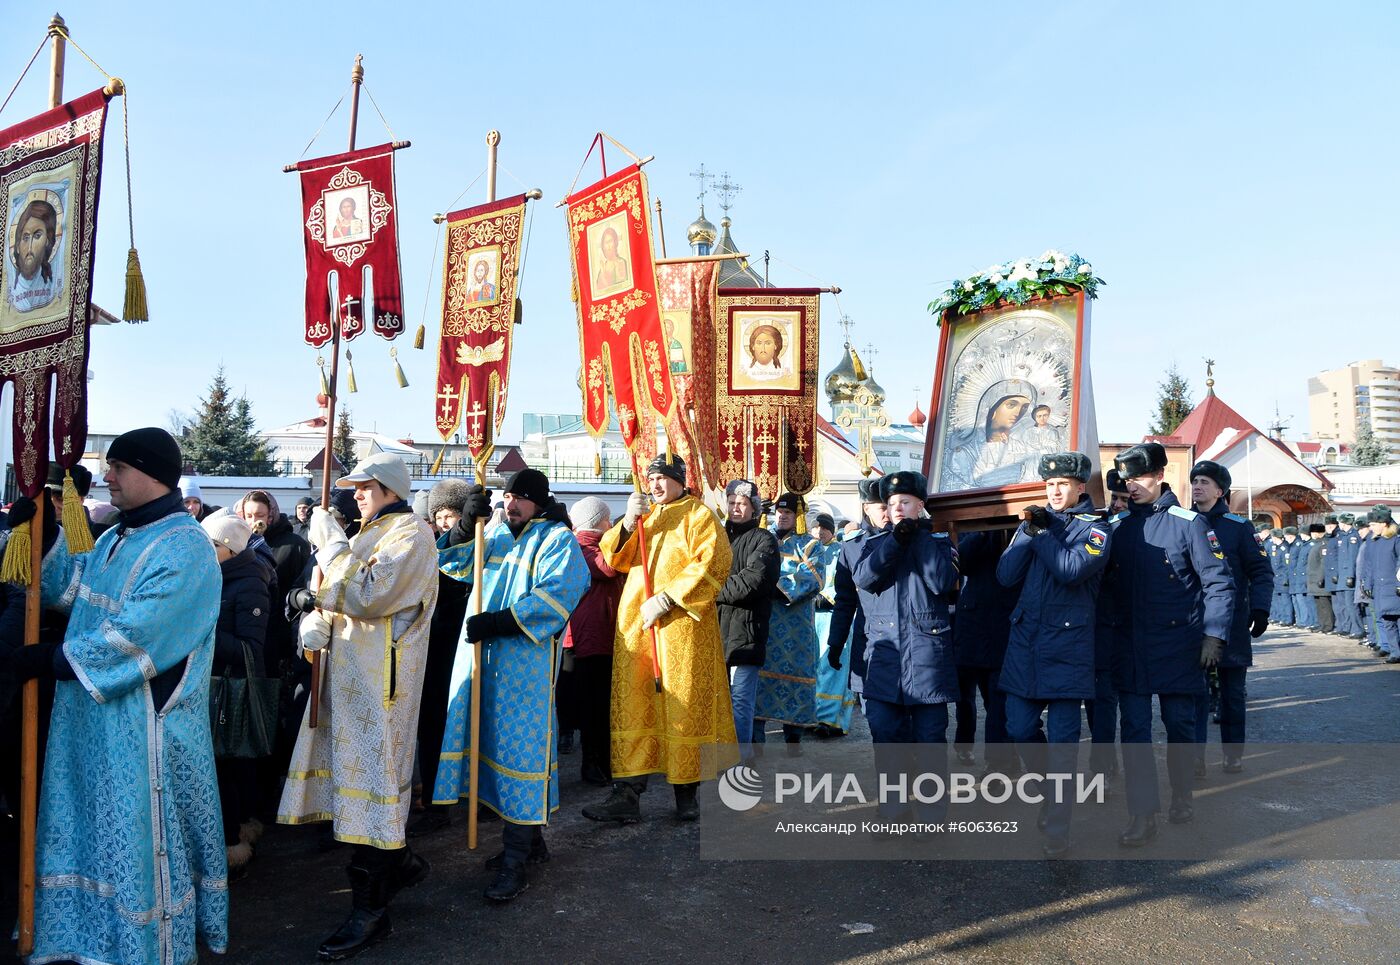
[1204,357,1216,392]
[864,342,879,371]
[839,314,855,347]
[690,163,714,207]
[714,171,742,217]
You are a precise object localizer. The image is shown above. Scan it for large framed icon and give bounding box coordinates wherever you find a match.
[921,290,1100,527]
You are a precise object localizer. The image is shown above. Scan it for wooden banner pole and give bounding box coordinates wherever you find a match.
[18,15,68,955]
[309,53,364,730]
[466,131,500,853]
[628,452,663,693]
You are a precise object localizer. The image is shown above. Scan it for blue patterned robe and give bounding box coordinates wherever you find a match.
[34,515,226,965]
[433,518,589,824]
[813,537,856,732]
[755,530,822,726]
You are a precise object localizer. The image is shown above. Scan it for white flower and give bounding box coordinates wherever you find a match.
[986,272,1005,285]
[960,279,973,291]
[1007,260,1038,283]
[1078,263,1094,276]
[1053,254,1069,272]
[1039,249,1061,264]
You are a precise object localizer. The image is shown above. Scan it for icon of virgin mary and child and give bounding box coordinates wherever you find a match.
[941,379,1065,491]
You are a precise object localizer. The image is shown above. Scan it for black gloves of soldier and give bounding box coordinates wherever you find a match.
[1023,505,1052,534]
[447,486,494,547]
[892,519,920,546]
[288,588,318,614]
[1248,610,1268,638]
[814,597,834,612]
[465,608,520,644]
[1199,635,1225,668]
[7,491,59,554]
[827,644,844,670]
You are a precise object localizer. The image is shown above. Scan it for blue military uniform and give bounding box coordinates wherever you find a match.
[1269,535,1294,624]
[996,488,1111,846]
[1332,523,1362,637]
[951,530,1020,772]
[1359,512,1400,660]
[1289,536,1317,628]
[826,523,873,698]
[1087,515,1127,778]
[1193,500,1272,766]
[1109,479,1235,825]
[851,471,960,821]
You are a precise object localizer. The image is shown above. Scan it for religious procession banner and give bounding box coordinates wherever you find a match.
[567,164,673,452]
[0,88,110,497]
[655,257,719,491]
[713,287,821,500]
[295,143,403,347]
[433,194,527,457]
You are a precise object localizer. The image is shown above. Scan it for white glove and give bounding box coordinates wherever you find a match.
[309,507,349,568]
[624,492,650,531]
[640,591,675,629]
[298,609,332,653]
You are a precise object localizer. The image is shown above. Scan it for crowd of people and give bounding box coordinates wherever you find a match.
[0,426,1387,963]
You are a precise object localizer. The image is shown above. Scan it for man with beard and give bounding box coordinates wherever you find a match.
[716,479,779,761]
[9,197,63,313]
[754,492,822,754]
[996,452,1111,857]
[433,470,588,901]
[582,453,736,824]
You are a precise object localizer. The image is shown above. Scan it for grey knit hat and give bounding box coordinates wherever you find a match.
[571,496,611,532]
[428,478,474,519]
[412,489,430,520]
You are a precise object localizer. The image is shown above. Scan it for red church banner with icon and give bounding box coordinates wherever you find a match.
[296,143,404,347]
[656,257,719,491]
[433,194,527,457]
[713,287,821,500]
[567,164,673,451]
[0,88,110,495]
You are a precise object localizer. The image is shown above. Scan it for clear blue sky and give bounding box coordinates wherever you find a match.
[2,1,1395,451]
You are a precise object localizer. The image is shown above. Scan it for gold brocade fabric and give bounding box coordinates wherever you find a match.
[278,511,439,848]
[600,495,738,783]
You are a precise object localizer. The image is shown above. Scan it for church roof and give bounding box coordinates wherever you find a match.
[714,217,766,288]
[1166,388,1262,449]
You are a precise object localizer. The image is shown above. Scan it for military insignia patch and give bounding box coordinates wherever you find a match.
[1206,529,1224,559]
[1085,526,1107,556]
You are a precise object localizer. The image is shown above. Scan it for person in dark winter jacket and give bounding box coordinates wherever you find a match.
[852,471,960,822]
[202,513,273,877]
[1359,505,1400,662]
[564,497,625,785]
[407,479,473,836]
[716,479,779,762]
[952,528,1019,778]
[996,452,1111,857]
[292,495,314,539]
[1304,523,1333,633]
[1188,461,1272,774]
[1109,443,1234,848]
[826,479,886,705]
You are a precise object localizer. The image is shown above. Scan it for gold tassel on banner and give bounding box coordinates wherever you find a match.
[0,523,30,584]
[391,348,408,388]
[429,446,446,475]
[413,324,425,350]
[345,349,358,393]
[122,248,148,323]
[61,472,94,554]
[795,496,808,536]
[318,356,329,396]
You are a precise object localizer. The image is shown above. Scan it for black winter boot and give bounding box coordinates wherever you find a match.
[582,782,642,823]
[317,862,392,961]
[384,847,430,902]
[674,782,700,821]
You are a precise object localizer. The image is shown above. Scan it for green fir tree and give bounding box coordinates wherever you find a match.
[1148,364,1194,437]
[181,367,279,476]
[1351,419,1390,466]
[333,407,358,471]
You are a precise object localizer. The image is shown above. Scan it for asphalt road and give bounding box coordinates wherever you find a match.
[200,624,1400,964]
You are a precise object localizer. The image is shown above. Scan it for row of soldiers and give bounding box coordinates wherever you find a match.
[1261,508,1400,662]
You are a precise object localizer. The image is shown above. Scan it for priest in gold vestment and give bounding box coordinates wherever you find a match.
[582,453,737,823]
